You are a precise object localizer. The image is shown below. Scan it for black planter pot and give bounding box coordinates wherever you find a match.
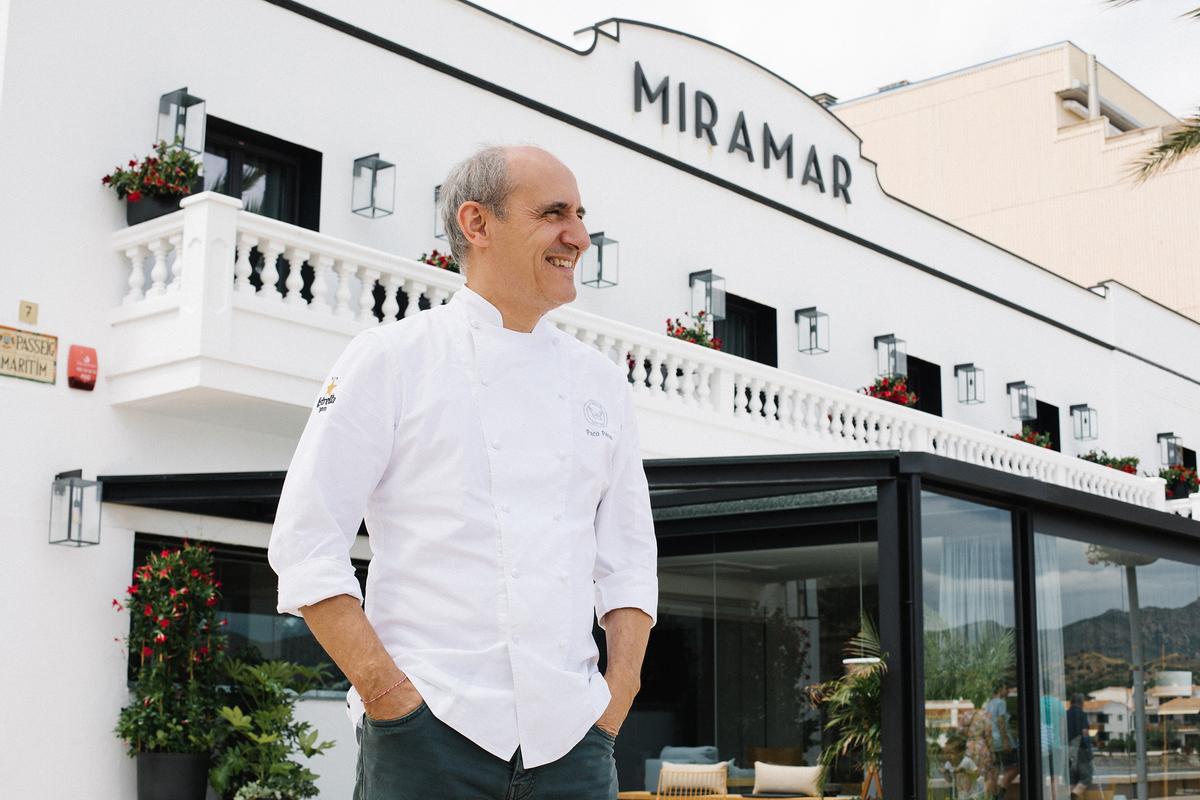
[125,177,204,226]
[136,752,209,800]
[1169,480,1192,500]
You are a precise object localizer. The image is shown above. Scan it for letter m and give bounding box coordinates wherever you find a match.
[634,61,670,125]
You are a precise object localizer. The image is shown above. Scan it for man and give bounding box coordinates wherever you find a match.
[268,145,658,799]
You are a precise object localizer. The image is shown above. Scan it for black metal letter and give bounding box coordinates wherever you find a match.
[833,154,852,204]
[762,123,794,178]
[678,82,687,132]
[634,61,670,125]
[694,90,718,145]
[801,144,826,193]
[727,111,755,162]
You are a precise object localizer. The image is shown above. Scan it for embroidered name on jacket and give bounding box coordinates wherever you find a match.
[316,378,338,412]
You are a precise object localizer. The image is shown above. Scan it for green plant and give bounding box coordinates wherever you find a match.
[1160,464,1199,498]
[665,310,723,350]
[114,542,228,754]
[209,659,336,800]
[419,248,461,274]
[1005,425,1052,448]
[1080,450,1140,474]
[806,614,887,794]
[922,623,1015,709]
[860,375,917,407]
[102,137,201,203]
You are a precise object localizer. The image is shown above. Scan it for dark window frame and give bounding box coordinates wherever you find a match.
[714,292,778,369]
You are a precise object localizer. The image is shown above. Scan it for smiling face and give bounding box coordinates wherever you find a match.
[459,147,590,329]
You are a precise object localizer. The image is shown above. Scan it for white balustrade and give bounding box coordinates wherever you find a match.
[111,193,1169,512]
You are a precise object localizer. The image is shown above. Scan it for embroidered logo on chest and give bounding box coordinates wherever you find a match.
[583,399,608,428]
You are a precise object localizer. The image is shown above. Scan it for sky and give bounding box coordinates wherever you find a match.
[477,0,1200,117]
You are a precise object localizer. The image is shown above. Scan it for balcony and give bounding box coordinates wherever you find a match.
[111,193,1167,510]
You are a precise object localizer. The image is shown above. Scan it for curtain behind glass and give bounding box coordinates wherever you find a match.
[1035,534,1070,798]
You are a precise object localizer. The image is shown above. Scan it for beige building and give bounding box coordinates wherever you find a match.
[831,42,1200,321]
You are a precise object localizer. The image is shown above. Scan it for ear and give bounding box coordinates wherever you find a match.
[457,201,490,251]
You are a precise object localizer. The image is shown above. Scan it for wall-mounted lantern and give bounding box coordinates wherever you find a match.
[873,334,907,378]
[156,88,206,156]
[689,270,726,321]
[1006,381,1037,421]
[581,232,618,288]
[433,184,446,239]
[351,154,395,218]
[954,363,985,404]
[49,470,102,547]
[1159,432,1183,466]
[1070,404,1099,440]
[794,308,829,354]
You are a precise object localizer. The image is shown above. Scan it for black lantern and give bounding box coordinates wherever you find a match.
[1006,381,1037,421]
[795,308,829,354]
[581,232,618,288]
[434,184,446,239]
[352,154,395,218]
[156,88,206,156]
[1070,404,1098,440]
[49,470,102,547]
[689,270,726,321]
[1159,432,1183,466]
[874,334,907,378]
[954,363,985,404]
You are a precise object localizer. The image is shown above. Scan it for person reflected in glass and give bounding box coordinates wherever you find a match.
[942,733,986,800]
[986,683,1019,799]
[1067,694,1095,798]
[960,701,997,799]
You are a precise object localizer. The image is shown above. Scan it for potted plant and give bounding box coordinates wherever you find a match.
[209,659,336,800]
[665,310,723,350]
[807,615,887,800]
[859,375,917,407]
[1080,450,1139,474]
[114,542,227,800]
[102,138,203,226]
[1160,464,1199,499]
[1005,425,1053,448]
[418,249,461,274]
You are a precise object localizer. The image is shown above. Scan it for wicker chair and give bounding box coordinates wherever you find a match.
[655,761,728,798]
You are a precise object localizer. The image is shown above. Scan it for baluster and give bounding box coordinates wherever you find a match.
[862,410,879,448]
[678,356,697,405]
[357,267,381,323]
[763,381,779,424]
[663,354,681,401]
[122,245,147,304]
[631,345,649,392]
[284,248,310,306]
[782,389,800,431]
[849,405,865,446]
[233,234,257,295]
[403,279,427,318]
[311,255,334,314]
[748,378,764,420]
[145,238,169,297]
[167,234,183,292]
[648,349,667,396]
[333,260,355,317]
[696,364,714,411]
[429,287,450,307]
[259,239,285,300]
[731,374,746,417]
[829,401,846,442]
[577,327,598,350]
[594,333,613,363]
[381,274,403,322]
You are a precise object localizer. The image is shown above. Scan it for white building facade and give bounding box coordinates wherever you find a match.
[2,2,1200,798]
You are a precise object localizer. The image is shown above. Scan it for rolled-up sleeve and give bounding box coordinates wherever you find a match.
[593,386,658,629]
[268,329,397,616]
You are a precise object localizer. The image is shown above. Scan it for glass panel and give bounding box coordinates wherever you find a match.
[1034,533,1200,800]
[203,146,230,194]
[921,491,1021,800]
[240,153,295,221]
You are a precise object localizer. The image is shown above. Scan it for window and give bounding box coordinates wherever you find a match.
[714,293,777,368]
[203,117,321,230]
[129,534,365,691]
[1035,400,1062,452]
[1183,447,1197,471]
[905,355,943,417]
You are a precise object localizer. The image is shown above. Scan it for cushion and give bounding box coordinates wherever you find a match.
[753,762,824,796]
[658,761,729,794]
[660,745,720,763]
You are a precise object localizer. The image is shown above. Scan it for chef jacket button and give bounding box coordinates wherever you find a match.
[558,639,568,650]
[553,512,563,522]
[510,567,520,579]
[551,339,560,347]
[557,391,566,400]
[512,632,520,645]
[559,570,568,582]
[470,319,480,329]
[499,504,510,514]
[490,439,501,450]
[480,377,489,387]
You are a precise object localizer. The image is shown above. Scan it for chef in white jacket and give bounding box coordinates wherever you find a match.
[268,145,657,799]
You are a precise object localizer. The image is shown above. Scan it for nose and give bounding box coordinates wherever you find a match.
[563,213,590,255]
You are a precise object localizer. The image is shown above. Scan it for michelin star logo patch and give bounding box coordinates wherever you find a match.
[316,378,338,413]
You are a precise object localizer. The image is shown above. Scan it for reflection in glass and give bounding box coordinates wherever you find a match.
[921,492,1021,800]
[1035,535,1200,800]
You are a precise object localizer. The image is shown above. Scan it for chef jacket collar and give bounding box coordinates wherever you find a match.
[452,284,555,339]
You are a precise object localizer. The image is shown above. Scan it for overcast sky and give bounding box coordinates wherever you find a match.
[477,0,1200,117]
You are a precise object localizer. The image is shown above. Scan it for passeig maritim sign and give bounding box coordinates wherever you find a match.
[0,325,57,384]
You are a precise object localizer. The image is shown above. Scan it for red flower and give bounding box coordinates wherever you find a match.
[101,175,111,185]
[141,646,154,657]
[168,588,178,597]
[160,549,170,557]
[112,598,122,609]
[127,190,142,203]
[154,632,167,643]
[198,645,209,656]
[205,596,218,607]
[143,604,153,616]
[127,584,138,595]
[158,618,170,629]
[219,618,228,626]
[128,159,137,168]
[190,569,200,578]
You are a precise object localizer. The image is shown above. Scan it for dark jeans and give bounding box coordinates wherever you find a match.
[353,702,618,799]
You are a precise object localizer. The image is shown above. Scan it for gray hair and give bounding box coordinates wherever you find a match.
[439,146,514,269]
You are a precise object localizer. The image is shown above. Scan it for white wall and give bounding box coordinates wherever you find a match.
[1,1,1199,798]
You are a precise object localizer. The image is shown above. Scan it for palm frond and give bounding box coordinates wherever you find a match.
[1104,0,1200,17]
[1129,112,1200,181]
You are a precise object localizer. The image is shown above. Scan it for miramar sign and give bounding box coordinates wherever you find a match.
[633,62,853,204]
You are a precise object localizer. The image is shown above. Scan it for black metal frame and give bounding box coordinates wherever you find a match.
[99,449,1200,800]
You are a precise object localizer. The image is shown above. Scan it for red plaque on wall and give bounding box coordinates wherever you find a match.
[67,345,98,391]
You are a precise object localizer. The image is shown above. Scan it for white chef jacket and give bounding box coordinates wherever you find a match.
[267,285,658,768]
